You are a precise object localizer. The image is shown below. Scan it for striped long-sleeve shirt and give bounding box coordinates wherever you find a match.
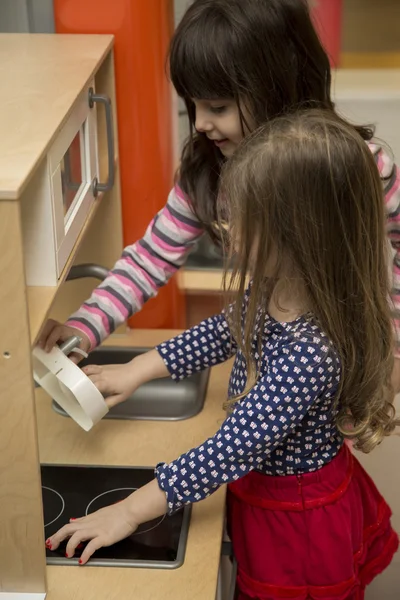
[67,143,400,354]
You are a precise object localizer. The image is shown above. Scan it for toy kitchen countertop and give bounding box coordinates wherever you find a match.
[36,328,231,600]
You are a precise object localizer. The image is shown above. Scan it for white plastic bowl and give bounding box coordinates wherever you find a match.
[32,345,108,431]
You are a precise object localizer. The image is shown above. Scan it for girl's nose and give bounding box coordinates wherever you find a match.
[195,109,214,133]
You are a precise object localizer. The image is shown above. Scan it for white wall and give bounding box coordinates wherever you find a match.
[0,0,54,33]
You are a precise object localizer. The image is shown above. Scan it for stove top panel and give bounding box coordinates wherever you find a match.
[42,464,190,569]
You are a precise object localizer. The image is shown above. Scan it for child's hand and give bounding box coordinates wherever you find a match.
[82,361,142,408]
[46,480,168,565]
[46,499,140,565]
[82,349,169,408]
[38,319,91,363]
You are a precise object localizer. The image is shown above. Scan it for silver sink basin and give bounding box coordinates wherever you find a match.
[52,346,210,421]
[186,234,227,271]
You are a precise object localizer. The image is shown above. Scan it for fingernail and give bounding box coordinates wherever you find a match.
[77,543,84,549]
[45,538,51,544]
[65,552,69,558]
[79,559,83,565]
[70,517,76,521]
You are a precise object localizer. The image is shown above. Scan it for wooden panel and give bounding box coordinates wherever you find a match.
[0,201,46,592]
[178,270,224,295]
[95,50,120,178]
[0,34,113,200]
[342,0,400,54]
[186,294,224,328]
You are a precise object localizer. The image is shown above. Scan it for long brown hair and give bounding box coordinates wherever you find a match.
[219,109,398,453]
[169,0,373,241]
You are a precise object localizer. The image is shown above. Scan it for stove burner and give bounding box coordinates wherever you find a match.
[42,486,65,528]
[86,488,165,535]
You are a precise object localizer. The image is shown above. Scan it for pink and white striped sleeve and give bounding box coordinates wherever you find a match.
[66,185,204,349]
[372,144,400,356]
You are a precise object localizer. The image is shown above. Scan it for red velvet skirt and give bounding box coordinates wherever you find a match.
[227,445,398,600]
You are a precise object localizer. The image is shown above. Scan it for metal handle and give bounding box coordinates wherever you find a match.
[66,263,109,282]
[59,336,83,356]
[88,87,115,197]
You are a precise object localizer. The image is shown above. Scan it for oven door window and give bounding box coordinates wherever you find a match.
[61,126,87,225]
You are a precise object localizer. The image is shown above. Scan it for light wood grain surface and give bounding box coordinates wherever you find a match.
[36,329,230,600]
[179,270,224,294]
[0,34,113,200]
[0,201,46,591]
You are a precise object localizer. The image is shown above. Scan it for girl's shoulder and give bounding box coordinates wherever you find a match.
[367,141,396,180]
[262,314,341,376]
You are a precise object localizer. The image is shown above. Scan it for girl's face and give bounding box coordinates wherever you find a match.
[193,99,253,157]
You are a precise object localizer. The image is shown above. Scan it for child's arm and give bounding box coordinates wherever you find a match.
[47,338,338,563]
[155,341,339,514]
[82,311,237,407]
[38,185,204,354]
[156,311,237,380]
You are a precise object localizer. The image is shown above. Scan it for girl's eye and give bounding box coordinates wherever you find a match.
[210,106,227,114]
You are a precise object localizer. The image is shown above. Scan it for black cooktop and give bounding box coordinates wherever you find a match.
[42,464,191,569]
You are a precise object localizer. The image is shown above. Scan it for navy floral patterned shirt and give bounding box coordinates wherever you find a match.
[155,302,343,514]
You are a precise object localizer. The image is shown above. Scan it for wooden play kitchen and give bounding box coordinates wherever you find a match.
[0,33,121,593]
[0,34,228,599]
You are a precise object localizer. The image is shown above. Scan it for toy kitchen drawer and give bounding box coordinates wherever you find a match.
[20,81,115,286]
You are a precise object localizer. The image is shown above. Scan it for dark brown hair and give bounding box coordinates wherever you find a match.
[219,109,398,453]
[169,0,373,240]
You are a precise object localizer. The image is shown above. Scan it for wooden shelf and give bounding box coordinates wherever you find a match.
[178,269,224,294]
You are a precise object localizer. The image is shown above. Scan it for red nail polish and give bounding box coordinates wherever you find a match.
[79,559,83,565]
[77,543,84,549]
[70,518,76,521]
[65,553,69,558]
